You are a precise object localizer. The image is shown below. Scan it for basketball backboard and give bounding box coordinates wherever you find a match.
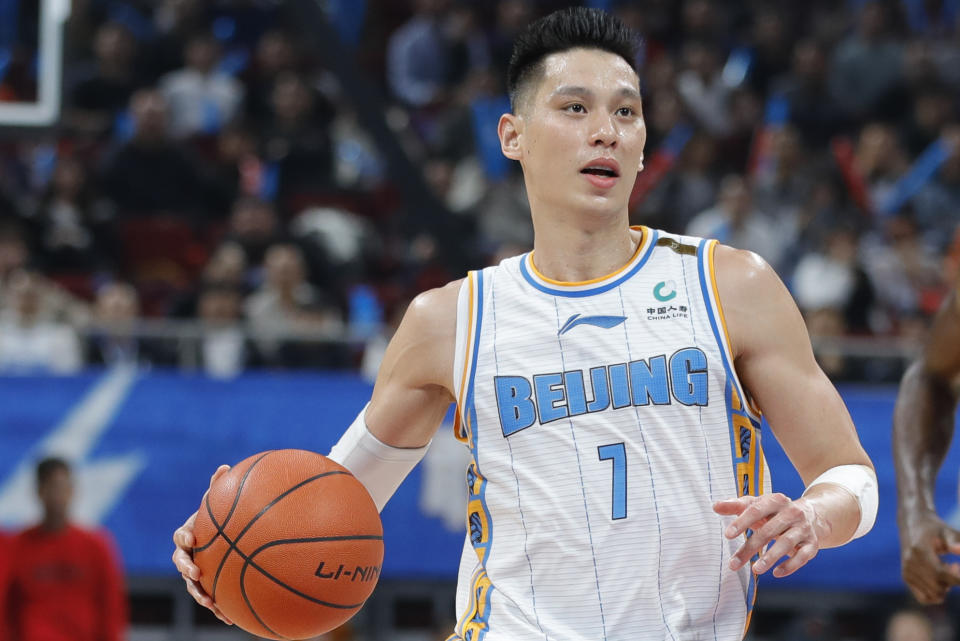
[0,0,69,127]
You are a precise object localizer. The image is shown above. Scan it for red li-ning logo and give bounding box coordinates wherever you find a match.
[314,561,381,583]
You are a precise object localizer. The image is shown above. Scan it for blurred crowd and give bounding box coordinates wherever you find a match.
[0,0,958,379]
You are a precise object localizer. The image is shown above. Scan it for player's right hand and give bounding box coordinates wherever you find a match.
[171,464,233,624]
[899,509,960,604]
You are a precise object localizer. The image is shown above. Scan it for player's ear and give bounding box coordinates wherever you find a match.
[498,113,522,162]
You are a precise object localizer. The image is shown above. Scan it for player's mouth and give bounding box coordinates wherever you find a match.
[580,158,620,189]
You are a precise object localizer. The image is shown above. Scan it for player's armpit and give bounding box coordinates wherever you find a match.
[364,279,462,449]
[713,246,872,547]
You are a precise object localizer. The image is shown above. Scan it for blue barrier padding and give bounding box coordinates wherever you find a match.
[0,372,956,590]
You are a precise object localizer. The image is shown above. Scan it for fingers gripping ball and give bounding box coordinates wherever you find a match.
[192,450,384,640]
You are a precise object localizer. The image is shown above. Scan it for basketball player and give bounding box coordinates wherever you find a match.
[894,277,960,604]
[173,8,876,638]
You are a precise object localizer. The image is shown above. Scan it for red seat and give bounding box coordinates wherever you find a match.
[119,217,211,315]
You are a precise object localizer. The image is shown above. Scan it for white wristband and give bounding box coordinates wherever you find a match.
[328,404,429,513]
[803,464,878,541]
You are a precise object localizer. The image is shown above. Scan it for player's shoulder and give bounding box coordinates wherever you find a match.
[712,243,780,294]
[401,278,465,341]
[408,278,464,318]
[711,243,798,357]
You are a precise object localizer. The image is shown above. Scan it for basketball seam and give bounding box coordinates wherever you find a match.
[209,468,350,600]
[194,450,273,553]
[238,563,288,639]
[241,532,385,609]
[201,468,376,637]
[240,535,380,609]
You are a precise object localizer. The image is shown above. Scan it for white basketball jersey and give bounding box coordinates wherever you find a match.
[447,227,772,641]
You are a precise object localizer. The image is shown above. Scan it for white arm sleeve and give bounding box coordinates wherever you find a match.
[803,464,878,541]
[327,404,430,512]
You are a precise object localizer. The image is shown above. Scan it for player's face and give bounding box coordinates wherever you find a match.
[502,48,646,216]
[38,468,73,519]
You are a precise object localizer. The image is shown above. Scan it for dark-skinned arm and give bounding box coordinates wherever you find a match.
[895,286,960,603]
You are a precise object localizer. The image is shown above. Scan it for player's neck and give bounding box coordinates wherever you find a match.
[530,215,639,283]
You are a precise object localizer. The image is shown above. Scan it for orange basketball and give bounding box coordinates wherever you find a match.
[191,449,383,640]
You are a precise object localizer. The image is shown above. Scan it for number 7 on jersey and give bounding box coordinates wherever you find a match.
[598,443,627,520]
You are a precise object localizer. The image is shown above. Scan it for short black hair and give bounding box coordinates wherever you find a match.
[36,457,70,486]
[507,7,639,112]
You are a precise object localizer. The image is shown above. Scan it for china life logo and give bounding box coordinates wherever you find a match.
[654,281,677,301]
[647,281,688,320]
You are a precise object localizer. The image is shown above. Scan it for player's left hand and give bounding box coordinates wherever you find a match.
[713,493,820,578]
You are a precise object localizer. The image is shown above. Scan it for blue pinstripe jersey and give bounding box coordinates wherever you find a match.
[447,228,771,641]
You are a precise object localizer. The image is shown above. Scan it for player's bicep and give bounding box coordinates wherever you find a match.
[365,282,460,449]
[717,247,871,484]
[923,288,960,384]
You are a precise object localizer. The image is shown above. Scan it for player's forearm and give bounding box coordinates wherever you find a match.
[893,361,958,520]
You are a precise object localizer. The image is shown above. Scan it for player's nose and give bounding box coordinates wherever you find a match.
[590,115,618,147]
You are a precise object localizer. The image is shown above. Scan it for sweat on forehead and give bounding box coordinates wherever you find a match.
[511,48,640,113]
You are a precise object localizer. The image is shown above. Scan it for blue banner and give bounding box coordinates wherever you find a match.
[0,371,957,592]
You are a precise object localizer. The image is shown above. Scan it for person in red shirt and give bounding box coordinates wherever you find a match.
[0,527,11,641]
[5,457,127,641]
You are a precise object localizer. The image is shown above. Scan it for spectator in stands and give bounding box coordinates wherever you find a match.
[29,155,117,274]
[687,174,790,272]
[361,297,409,382]
[243,30,299,125]
[0,223,30,301]
[261,72,337,210]
[854,122,909,207]
[205,121,261,216]
[773,38,848,150]
[0,528,8,640]
[245,243,343,368]
[636,132,719,234]
[193,282,253,378]
[387,0,456,108]
[779,611,838,641]
[469,164,532,257]
[752,125,814,219]
[86,281,161,369]
[885,609,934,641]
[147,0,208,80]
[102,89,213,218]
[913,132,960,250]
[66,21,144,138]
[861,213,947,328]
[159,32,244,139]
[5,457,127,641]
[829,1,904,120]
[680,0,724,44]
[203,241,249,291]
[222,196,284,274]
[487,0,534,76]
[722,87,764,173]
[0,270,82,374]
[676,39,732,136]
[793,226,875,334]
[746,8,792,95]
[899,84,953,156]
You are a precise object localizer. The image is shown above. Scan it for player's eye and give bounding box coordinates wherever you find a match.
[616,107,635,117]
[565,103,586,114]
